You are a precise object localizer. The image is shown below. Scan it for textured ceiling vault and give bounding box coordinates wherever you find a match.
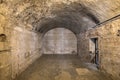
[0,0,120,34]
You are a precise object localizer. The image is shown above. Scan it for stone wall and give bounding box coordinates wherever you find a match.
[0,26,42,80]
[0,13,12,80]
[42,28,77,54]
[77,33,89,61]
[10,27,42,79]
[78,18,120,80]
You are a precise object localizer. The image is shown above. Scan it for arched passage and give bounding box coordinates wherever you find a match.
[42,28,77,54]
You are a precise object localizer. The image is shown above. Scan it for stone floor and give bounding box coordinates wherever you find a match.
[15,54,112,80]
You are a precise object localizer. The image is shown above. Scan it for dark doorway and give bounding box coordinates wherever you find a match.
[90,38,99,68]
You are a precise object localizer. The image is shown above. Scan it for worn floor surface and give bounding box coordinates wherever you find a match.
[15,54,112,80]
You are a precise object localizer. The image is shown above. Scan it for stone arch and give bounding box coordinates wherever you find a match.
[42,27,78,54]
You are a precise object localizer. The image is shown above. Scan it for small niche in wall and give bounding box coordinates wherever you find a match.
[0,34,6,42]
[117,30,120,36]
[0,0,4,4]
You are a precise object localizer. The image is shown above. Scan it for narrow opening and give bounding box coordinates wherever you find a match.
[42,28,77,55]
[89,38,99,68]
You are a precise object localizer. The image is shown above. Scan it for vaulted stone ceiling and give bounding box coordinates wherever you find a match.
[0,0,120,34]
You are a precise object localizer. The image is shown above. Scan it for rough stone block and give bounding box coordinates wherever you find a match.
[0,42,4,51]
[0,27,4,34]
[0,65,11,80]
[0,52,11,67]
